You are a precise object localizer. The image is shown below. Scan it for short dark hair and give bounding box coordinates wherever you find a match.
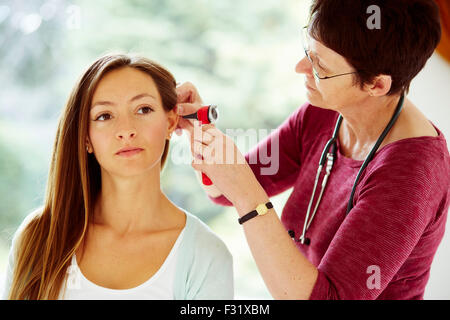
[308,0,441,96]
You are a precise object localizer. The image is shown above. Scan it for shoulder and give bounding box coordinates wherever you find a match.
[365,134,449,189]
[173,210,234,299]
[11,207,45,249]
[182,210,232,261]
[357,134,450,218]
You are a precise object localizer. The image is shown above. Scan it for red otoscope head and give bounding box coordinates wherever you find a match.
[181,105,218,125]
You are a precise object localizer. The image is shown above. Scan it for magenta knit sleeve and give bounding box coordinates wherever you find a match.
[309,145,449,300]
[208,103,308,206]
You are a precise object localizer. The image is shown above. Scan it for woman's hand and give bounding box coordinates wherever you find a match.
[188,122,269,209]
[175,82,204,136]
[176,81,268,208]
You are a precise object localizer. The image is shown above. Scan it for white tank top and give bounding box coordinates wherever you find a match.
[59,228,185,300]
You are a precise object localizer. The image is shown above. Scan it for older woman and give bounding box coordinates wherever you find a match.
[176,0,449,299]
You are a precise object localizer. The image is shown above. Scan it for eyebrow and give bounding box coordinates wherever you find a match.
[91,93,157,109]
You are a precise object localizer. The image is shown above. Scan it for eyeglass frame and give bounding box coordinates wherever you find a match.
[301,26,358,81]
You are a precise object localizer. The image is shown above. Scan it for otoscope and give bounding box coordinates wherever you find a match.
[182,105,219,185]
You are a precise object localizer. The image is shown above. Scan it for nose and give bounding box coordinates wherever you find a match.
[295,56,312,75]
[116,118,137,140]
[117,130,136,140]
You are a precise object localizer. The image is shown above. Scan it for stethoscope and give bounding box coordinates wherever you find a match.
[289,93,405,245]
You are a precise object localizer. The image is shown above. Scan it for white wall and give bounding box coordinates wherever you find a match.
[408,52,450,300]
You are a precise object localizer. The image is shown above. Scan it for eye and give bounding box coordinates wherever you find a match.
[95,113,111,121]
[137,106,154,114]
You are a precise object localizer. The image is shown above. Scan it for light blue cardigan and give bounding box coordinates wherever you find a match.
[173,209,234,299]
[1,208,234,300]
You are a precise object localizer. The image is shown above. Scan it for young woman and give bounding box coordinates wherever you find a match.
[2,54,233,300]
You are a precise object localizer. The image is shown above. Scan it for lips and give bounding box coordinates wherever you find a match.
[116,147,143,155]
[305,82,316,91]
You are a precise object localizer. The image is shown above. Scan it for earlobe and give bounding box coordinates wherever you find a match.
[86,139,91,153]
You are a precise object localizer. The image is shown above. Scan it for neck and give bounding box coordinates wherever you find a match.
[93,167,171,235]
[338,94,404,159]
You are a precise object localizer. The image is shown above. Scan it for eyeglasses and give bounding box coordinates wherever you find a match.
[301,26,358,81]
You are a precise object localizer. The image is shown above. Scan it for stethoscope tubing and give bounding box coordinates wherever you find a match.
[297,93,405,245]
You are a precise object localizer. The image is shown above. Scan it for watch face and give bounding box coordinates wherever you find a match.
[256,203,267,215]
[208,105,218,123]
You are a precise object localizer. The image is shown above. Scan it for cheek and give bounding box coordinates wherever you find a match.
[315,82,349,106]
[142,122,168,151]
[88,127,112,161]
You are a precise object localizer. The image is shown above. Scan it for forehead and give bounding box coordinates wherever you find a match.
[92,67,160,103]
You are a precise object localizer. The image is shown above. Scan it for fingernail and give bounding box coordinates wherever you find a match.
[177,105,183,115]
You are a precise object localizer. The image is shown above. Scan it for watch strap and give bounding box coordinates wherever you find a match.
[238,201,273,225]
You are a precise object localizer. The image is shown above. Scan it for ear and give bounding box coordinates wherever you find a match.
[86,138,92,153]
[166,108,179,139]
[364,74,392,97]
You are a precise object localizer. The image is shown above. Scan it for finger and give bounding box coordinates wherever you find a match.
[192,125,214,145]
[201,124,216,131]
[192,140,204,161]
[201,131,214,145]
[176,117,195,134]
[176,82,194,103]
[176,102,202,116]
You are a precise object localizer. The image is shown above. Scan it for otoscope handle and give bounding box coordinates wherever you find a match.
[202,173,213,185]
[181,105,218,186]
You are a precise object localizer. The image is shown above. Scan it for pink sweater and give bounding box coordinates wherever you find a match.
[209,103,450,300]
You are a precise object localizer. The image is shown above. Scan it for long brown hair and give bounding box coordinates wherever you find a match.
[8,53,177,299]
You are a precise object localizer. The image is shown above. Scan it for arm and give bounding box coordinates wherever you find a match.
[175,82,308,206]
[190,108,449,299]
[191,127,318,299]
[206,104,308,206]
[230,153,446,300]
[233,190,319,299]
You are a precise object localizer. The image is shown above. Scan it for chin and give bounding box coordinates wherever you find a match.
[101,159,161,179]
[306,91,338,112]
[306,90,324,107]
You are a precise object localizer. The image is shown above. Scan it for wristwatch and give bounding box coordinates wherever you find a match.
[238,202,273,225]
